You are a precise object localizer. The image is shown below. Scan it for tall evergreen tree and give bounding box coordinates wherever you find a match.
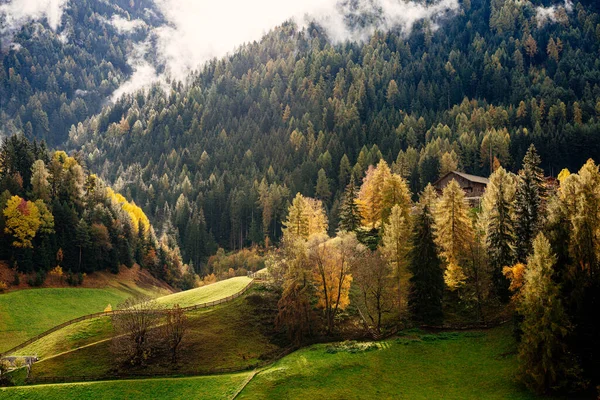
[338,180,361,232]
[514,145,545,262]
[409,203,444,324]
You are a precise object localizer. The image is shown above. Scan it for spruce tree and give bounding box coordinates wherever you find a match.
[514,144,545,262]
[409,204,444,324]
[338,180,361,232]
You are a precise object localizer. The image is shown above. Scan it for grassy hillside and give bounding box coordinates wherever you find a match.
[0,288,138,353]
[0,264,173,353]
[1,325,550,400]
[26,287,282,380]
[238,325,547,400]
[0,373,252,400]
[1,276,251,355]
[156,277,252,308]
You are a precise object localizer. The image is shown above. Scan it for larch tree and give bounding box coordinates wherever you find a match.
[282,193,327,242]
[569,159,600,278]
[514,144,545,262]
[481,166,516,302]
[31,159,51,202]
[517,233,582,393]
[277,194,327,343]
[356,160,391,229]
[434,179,473,289]
[382,173,412,224]
[382,204,412,315]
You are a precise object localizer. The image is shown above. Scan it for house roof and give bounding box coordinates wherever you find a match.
[434,171,489,186]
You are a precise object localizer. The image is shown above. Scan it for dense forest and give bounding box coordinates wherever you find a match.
[54,0,600,275]
[0,134,195,289]
[0,0,164,145]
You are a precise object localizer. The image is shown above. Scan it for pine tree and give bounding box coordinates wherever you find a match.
[514,145,545,262]
[338,180,361,232]
[481,166,516,302]
[315,168,331,203]
[434,179,473,289]
[517,233,582,393]
[409,203,444,324]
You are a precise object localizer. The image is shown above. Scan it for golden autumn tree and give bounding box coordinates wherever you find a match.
[381,204,412,315]
[356,159,411,229]
[308,232,361,333]
[107,187,151,233]
[434,179,473,289]
[282,193,327,241]
[356,161,390,228]
[3,195,42,248]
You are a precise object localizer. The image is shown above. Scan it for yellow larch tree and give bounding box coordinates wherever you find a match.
[381,204,412,315]
[434,179,473,289]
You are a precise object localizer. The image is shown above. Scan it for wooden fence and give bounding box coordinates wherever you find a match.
[0,279,254,358]
[25,345,298,385]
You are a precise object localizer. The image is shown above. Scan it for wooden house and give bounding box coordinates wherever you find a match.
[433,171,489,205]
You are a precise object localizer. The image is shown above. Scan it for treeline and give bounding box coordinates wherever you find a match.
[272,146,598,395]
[0,0,162,144]
[0,134,195,289]
[65,0,600,271]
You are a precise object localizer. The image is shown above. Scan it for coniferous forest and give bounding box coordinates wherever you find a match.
[1,0,600,397]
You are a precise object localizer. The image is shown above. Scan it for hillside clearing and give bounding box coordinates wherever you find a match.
[155,276,253,308]
[238,325,551,400]
[24,285,283,381]
[1,288,141,353]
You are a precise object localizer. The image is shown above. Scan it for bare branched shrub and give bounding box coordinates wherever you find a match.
[111,297,164,366]
[163,304,188,363]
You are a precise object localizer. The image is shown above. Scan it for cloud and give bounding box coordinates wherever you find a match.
[111,15,147,34]
[0,0,67,33]
[115,0,458,97]
[536,0,572,27]
[111,41,161,102]
[1,0,460,100]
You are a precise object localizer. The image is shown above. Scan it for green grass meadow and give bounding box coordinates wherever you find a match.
[1,325,553,400]
[0,288,136,352]
[0,373,252,400]
[156,276,252,308]
[0,276,252,354]
[238,326,546,400]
